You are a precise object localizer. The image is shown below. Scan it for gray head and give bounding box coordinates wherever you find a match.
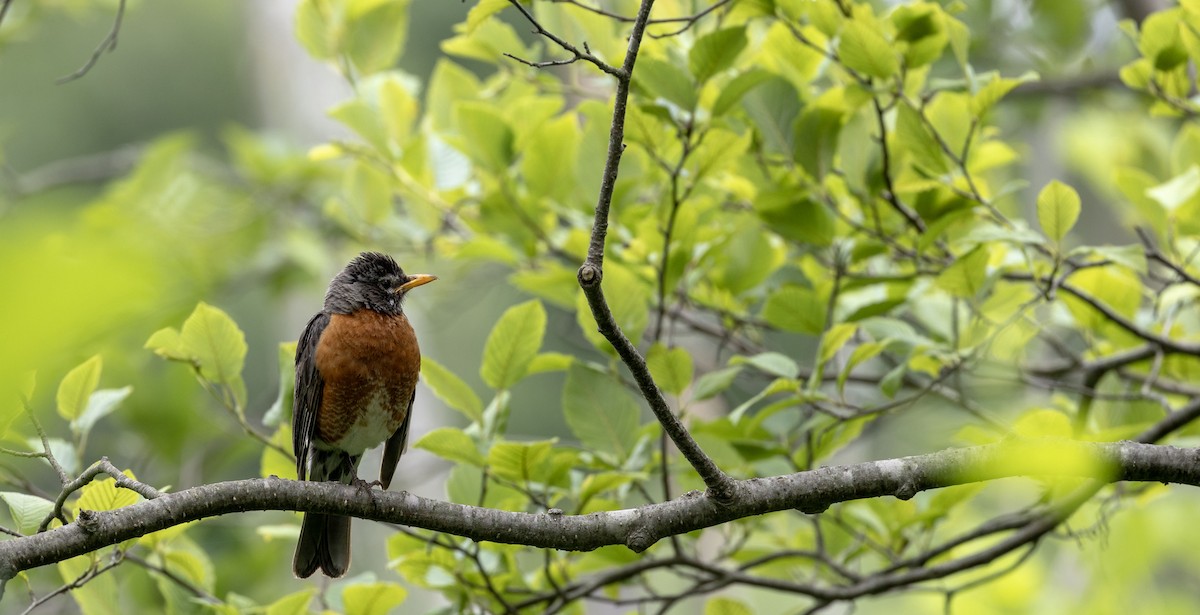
[323,252,437,315]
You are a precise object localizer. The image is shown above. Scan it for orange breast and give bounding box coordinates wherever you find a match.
[314,310,420,452]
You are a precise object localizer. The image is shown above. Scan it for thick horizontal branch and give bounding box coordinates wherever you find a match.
[2,440,1197,582]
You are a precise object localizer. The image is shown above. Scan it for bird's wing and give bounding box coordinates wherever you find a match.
[379,388,415,490]
[293,312,331,481]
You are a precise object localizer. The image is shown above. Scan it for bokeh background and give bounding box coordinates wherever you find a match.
[2,0,1196,612]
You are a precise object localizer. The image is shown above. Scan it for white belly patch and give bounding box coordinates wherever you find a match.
[334,390,402,455]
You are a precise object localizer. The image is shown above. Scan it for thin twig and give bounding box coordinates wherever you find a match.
[38,457,162,533]
[573,0,734,501]
[505,0,622,77]
[57,0,127,84]
[22,399,69,486]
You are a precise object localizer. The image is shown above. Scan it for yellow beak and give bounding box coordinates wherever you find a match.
[397,274,437,292]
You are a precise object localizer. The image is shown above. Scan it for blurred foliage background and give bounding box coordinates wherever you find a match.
[3,0,1200,613]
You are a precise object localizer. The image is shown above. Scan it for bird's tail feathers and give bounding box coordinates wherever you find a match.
[293,449,360,578]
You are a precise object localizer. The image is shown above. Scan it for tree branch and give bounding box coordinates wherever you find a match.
[2,439,1199,581]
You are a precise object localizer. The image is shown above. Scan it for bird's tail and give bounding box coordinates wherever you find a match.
[293,449,359,578]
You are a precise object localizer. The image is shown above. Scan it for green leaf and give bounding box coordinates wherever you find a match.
[731,353,800,379]
[705,596,754,615]
[754,190,835,246]
[481,300,547,390]
[76,472,141,514]
[180,302,248,391]
[414,427,486,466]
[454,102,514,172]
[693,366,742,400]
[380,76,419,146]
[579,472,639,508]
[56,355,102,421]
[1147,165,1200,212]
[818,323,858,364]
[521,114,581,202]
[972,71,1038,117]
[294,0,340,60]
[510,265,580,309]
[330,99,389,154]
[528,352,574,375]
[72,387,132,437]
[763,284,827,334]
[421,357,483,421]
[59,555,120,615]
[1037,180,1082,242]
[487,439,554,483]
[793,104,846,180]
[0,491,54,534]
[464,0,508,32]
[635,57,698,110]
[880,363,907,398]
[266,589,316,615]
[344,0,410,74]
[935,246,990,298]
[689,27,748,83]
[563,364,640,461]
[145,328,186,360]
[895,101,950,175]
[1013,408,1073,438]
[646,343,694,396]
[838,20,899,79]
[712,69,775,116]
[839,340,889,393]
[344,582,408,615]
[261,425,296,480]
[345,160,393,225]
[264,342,298,428]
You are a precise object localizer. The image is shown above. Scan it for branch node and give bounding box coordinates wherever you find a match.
[796,502,830,515]
[894,479,919,501]
[705,481,738,508]
[625,527,656,552]
[77,510,100,534]
[578,263,602,287]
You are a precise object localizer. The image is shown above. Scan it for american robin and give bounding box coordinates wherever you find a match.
[291,252,436,578]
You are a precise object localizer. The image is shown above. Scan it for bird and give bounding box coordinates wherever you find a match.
[291,251,436,578]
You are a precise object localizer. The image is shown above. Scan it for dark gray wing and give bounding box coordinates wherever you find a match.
[293,312,331,481]
[379,388,415,490]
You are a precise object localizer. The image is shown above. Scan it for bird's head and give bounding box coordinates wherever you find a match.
[324,252,437,315]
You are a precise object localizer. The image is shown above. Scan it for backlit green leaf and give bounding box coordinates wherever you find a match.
[415,427,486,466]
[1037,180,1082,242]
[838,20,899,79]
[646,343,694,396]
[481,300,546,390]
[344,0,410,74]
[56,355,102,421]
[180,302,247,390]
[763,284,827,334]
[0,491,54,534]
[344,582,408,615]
[76,472,141,514]
[72,387,132,437]
[563,365,640,461]
[422,357,483,421]
[487,439,554,483]
[689,27,747,83]
[935,247,990,298]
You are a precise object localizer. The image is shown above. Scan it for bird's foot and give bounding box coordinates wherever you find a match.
[351,477,383,493]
